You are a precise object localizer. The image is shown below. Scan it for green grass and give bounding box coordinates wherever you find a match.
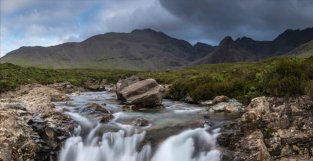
[1,56,313,104]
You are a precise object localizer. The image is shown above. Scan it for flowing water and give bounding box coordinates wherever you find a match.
[55,91,240,161]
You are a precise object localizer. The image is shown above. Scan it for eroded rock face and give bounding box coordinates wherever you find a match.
[82,103,110,114]
[0,84,73,161]
[116,78,163,108]
[219,96,313,161]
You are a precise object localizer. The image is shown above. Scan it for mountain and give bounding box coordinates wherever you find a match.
[193,42,216,58]
[273,27,313,54]
[234,27,313,58]
[192,36,256,64]
[1,27,313,69]
[288,39,313,58]
[235,37,274,59]
[192,27,313,65]
[0,29,204,70]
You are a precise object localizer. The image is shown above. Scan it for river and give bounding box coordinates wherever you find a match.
[54,91,241,161]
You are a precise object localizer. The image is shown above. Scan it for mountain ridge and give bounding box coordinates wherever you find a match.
[1,27,313,70]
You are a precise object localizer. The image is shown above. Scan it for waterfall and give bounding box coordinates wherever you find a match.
[58,114,221,161]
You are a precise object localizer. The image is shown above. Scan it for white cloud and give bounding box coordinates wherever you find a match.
[0,0,36,15]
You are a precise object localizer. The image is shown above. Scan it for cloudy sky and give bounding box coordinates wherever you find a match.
[1,0,313,57]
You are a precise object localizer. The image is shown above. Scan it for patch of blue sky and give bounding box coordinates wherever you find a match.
[77,3,102,32]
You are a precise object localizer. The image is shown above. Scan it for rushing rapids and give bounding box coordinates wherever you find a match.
[55,92,239,161]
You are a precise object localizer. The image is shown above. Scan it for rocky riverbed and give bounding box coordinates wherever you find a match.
[0,83,76,160]
[0,79,313,161]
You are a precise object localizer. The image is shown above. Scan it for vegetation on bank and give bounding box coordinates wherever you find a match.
[1,56,313,104]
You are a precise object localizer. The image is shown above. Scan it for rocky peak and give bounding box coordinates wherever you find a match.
[236,36,254,43]
[131,28,159,34]
[194,42,214,48]
[219,36,235,46]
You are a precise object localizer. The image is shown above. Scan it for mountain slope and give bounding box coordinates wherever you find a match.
[235,27,313,58]
[273,27,313,54]
[0,29,203,70]
[288,40,313,58]
[192,36,256,64]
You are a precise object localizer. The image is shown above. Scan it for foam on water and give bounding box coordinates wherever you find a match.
[58,114,221,161]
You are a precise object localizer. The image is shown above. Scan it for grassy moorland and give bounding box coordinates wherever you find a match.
[1,56,313,104]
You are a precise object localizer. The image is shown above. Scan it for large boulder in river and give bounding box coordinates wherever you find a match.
[116,78,163,108]
[116,76,140,96]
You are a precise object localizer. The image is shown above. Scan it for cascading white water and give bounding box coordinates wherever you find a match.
[55,92,229,161]
[151,128,220,161]
[58,113,221,161]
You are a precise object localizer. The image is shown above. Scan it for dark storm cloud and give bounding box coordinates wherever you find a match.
[2,0,313,56]
[159,0,313,43]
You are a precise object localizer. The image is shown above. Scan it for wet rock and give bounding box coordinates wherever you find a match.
[209,99,243,113]
[116,78,163,108]
[212,95,229,104]
[184,95,195,103]
[211,102,227,112]
[81,103,110,114]
[100,114,114,123]
[225,104,241,113]
[71,91,81,96]
[50,94,70,102]
[84,79,107,91]
[200,100,214,106]
[133,118,150,127]
[122,104,139,111]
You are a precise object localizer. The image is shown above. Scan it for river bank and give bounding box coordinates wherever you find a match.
[0,81,313,161]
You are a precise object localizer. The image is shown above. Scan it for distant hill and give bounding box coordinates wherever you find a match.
[1,27,313,70]
[0,29,207,70]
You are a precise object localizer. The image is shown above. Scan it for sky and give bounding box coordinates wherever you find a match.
[1,0,313,57]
